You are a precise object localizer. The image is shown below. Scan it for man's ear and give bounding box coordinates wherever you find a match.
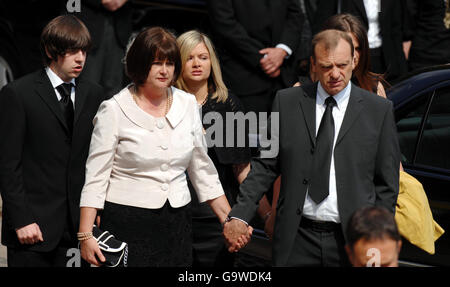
[45,47,58,63]
[310,56,316,73]
[345,244,354,266]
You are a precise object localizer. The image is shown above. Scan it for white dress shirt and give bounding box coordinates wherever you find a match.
[302,81,352,223]
[45,66,76,107]
[363,0,383,49]
[80,86,225,210]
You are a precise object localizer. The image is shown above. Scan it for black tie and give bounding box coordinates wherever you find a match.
[309,96,337,204]
[56,83,74,134]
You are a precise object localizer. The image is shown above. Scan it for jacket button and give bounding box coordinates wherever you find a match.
[303,179,308,185]
[160,163,169,171]
[161,183,169,191]
[296,209,301,215]
[310,148,314,154]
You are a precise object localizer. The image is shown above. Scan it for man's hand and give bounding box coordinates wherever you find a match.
[223,219,253,252]
[102,0,127,12]
[15,223,44,245]
[259,47,287,76]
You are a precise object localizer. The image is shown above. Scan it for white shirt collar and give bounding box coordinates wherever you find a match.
[317,81,351,111]
[45,66,76,89]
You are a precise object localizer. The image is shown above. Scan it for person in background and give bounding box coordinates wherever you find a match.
[176,30,252,267]
[403,0,450,71]
[78,27,251,267]
[75,0,133,97]
[207,0,303,116]
[0,15,106,267]
[313,0,408,82]
[345,206,402,267]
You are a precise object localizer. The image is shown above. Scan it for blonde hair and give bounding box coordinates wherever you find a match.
[176,30,228,103]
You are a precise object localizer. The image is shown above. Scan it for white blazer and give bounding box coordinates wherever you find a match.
[80,86,224,210]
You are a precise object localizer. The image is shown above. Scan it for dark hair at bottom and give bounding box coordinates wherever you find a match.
[346,206,401,248]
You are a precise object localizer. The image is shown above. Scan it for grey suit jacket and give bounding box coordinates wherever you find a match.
[229,82,400,266]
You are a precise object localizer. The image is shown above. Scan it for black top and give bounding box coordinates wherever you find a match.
[189,93,251,218]
[407,0,450,70]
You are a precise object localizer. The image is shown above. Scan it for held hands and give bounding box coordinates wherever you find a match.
[15,223,44,245]
[223,219,253,253]
[80,238,106,267]
[259,47,287,77]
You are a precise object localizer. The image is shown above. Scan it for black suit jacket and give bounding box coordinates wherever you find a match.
[0,69,106,251]
[207,0,303,96]
[230,82,400,266]
[76,0,132,50]
[313,0,408,79]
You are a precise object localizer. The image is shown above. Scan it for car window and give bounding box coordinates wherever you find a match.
[415,86,450,170]
[396,92,431,164]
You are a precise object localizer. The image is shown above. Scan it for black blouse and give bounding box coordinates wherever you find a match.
[189,93,251,219]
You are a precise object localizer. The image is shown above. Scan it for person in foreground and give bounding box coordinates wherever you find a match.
[0,15,106,267]
[78,27,250,267]
[346,206,402,267]
[223,29,400,266]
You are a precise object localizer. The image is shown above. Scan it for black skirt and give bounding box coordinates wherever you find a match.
[100,201,192,267]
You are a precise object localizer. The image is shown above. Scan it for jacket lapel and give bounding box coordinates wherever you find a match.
[35,69,69,132]
[335,83,364,146]
[352,0,368,27]
[298,83,317,146]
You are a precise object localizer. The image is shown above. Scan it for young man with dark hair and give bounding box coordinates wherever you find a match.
[0,15,106,267]
[345,206,402,267]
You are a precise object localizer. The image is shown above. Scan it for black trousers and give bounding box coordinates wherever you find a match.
[286,217,351,267]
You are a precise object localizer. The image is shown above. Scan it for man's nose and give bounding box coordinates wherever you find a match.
[75,50,86,62]
[330,67,340,79]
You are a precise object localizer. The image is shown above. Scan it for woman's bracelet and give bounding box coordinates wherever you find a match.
[77,232,93,241]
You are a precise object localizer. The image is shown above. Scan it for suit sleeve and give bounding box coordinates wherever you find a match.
[279,0,304,53]
[207,0,266,70]
[312,0,338,34]
[374,101,400,213]
[0,85,35,229]
[229,94,281,222]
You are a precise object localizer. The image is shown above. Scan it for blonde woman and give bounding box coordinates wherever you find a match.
[176,30,260,266]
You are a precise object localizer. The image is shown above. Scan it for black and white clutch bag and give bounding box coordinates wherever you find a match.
[92,225,128,267]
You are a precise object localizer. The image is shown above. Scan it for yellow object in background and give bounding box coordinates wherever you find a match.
[395,171,445,254]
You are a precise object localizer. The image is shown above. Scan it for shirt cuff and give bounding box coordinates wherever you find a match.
[276,43,292,59]
[230,217,249,226]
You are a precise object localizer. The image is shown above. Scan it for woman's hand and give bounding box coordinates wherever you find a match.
[80,238,106,266]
